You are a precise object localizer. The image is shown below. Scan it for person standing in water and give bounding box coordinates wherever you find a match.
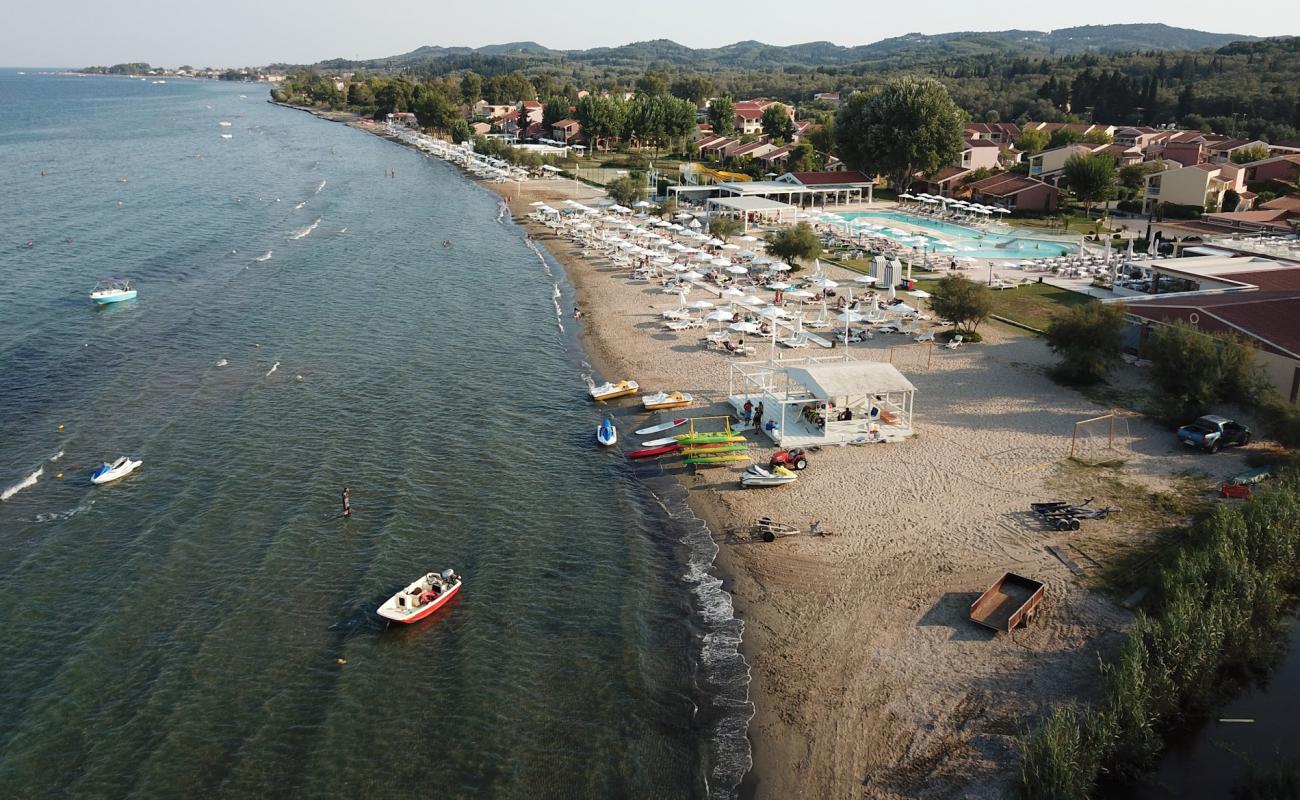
[342,487,351,517]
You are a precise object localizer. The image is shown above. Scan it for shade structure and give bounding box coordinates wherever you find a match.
[784,360,916,399]
[634,200,653,208]
[909,289,932,299]
[706,238,725,247]
[688,219,702,228]
[739,235,758,242]
[721,243,740,250]
[711,258,732,268]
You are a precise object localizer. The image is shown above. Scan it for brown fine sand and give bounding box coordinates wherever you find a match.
[461,171,1249,798]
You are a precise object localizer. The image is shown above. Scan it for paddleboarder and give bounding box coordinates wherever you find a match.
[341,486,351,518]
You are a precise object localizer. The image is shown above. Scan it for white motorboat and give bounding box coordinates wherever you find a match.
[90,278,137,305]
[91,456,142,485]
[739,464,798,489]
[377,569,462,624]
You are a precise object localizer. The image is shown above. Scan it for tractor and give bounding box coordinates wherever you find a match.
[768,447,809,471]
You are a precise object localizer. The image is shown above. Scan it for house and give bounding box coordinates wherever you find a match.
[792,119,814,141]
[733,99,793,135]
[698,136,738,159]
[757,144,794,168]
[961,139,1001,171]
[1142,162,1247,215]
[962,173,1060,212]
[495,109,522,136]
[915,166,974,198]
[470,121,492,136]
[386,112,419,129]
[729,141,777,160]
[813,92,841,105]
[1121,291,1300,404]
[472,101,515,120]
[551,119,582,144]
[1150,131,1209,166]
[1099,143,1145,167]
[964,122,1021,145]
[1206,139,1270,164]
[1113,127,1161,150]
[519,100,544,125]
[1241,153,1300,186]
[1028,144,1095,181]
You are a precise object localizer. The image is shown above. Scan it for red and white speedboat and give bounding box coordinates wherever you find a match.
[377,569,462,624]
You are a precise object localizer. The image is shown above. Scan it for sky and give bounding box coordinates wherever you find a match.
[4,0,1299,68]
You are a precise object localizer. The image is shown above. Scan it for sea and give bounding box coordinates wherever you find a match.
[0,70,751,799]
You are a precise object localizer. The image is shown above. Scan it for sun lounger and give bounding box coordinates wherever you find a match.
[913,330,935,343]
[945,334,964,350]
[779,335,809,348]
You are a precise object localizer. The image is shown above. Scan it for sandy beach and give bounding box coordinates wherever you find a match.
[360,131,1253,797]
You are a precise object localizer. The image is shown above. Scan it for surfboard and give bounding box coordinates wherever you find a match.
[640,437,679,448]
[634,418,688,436]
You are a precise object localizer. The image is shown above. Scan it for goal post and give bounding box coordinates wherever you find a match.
[1069,411,1132,466]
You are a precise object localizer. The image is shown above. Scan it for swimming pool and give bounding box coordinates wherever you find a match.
[836,211,1076,260]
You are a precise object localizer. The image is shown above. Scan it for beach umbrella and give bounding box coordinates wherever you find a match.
[681,270,705,281]
[770,263,792,272]
[766,281,792,291]
[759,306,788,318]
[892,302,917,314]
[706,310,734,322]
[674,212,694,220]
[668,242,687,251]
[692,252,713,262]
[729,321,762,334]
[528,201,546,207]
[725,265,749,274]
[711,258,732,268]
[705,237,725,247]
[653,256,674,266]
[740,295,767,306]
[786,289,815,300]
[739,235,758,242]
[634,200,653,208]
[837,311,867,323]
[810,276,839,289]
[910,289,932,299]
[721,243,740,250]
[854,274,877,285]
[688,219,702,229]
[722,286,746,297]
[687,299,714,310]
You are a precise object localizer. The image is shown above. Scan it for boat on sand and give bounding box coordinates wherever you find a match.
[377,569,462,624]
[641,391,693,411]
[740,464,798,488]
[590,380,639,401]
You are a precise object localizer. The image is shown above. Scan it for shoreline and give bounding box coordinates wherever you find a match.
[281,106,1250,799]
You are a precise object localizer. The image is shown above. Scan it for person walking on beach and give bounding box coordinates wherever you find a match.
[752,402,764,434]
[341,486,351,518]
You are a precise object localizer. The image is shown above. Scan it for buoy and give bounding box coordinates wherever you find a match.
[254,343,261,348]
[56,472,63,479]
[58,423,64,430]
[336,658,346,665]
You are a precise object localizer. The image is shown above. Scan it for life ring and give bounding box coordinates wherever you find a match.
[418,591,437,605]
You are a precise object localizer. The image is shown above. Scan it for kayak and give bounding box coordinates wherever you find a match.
[680,444,748,457]
[640,436,680,448]
[676,432,746,444]
[597,418,617,446]
[629,443,680,459]
[635,418,688,436]
[683,454,750,465]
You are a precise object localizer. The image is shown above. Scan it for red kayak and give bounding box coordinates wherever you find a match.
[628,443,681,459]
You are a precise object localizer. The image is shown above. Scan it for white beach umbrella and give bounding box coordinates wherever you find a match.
[730,321,762,334]
[722,286,747,297]
[706,310,734,322]
[668,242,687,251]
[681,270,705,281]
[528,201,547,207]
[721,243,740,250]
[687,299,715,310]
[810,277,839,289]
[725,265,749,274]
[786,289,815,300]
[653,256,674,266]
[692,252,713,261]
[770,263,792,272]
[766,281,792,291]
[739,235,758,242]
[837,311,867,323]
[759,306,788,318]
[711,258,732,268]
[740,295,767,306]
[688,219,702,229]
[854,274,878,285]
[893,302,917,314]
[705,237,724,247]
[910,289,932,299]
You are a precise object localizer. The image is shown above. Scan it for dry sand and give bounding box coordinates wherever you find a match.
[479,176,1253,798]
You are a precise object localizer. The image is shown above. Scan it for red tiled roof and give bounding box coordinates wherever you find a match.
[966,138,1000,148]
[1261,195,1300,212]
[966,173,1057,197]
[788,170,872,185]
[924,166,973,183]
[1125,291,1300,359]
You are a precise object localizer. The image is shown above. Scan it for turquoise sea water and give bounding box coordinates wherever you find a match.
[837,211,1075,259]
[0,71,749,798]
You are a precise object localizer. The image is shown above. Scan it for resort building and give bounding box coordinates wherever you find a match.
[960,139,1001,171]
[1142,162,1247,214]
[1028,144,1096,182]
[669,170,874,208]
[733,99,794,135]
[961,173,1060,212]
[727,356,917,446]
[914,166,974,198]
[1240,153,1300,186]
[551,119,582,144]
[964,122,1021,145]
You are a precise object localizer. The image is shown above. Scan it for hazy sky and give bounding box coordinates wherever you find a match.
[5,1,1299,68]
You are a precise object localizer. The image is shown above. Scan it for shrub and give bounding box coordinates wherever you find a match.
[1143,322,1265,422]
[1044,302,1127,385]
[928,275,993,334]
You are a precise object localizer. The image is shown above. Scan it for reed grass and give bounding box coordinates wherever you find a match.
[1019,473,1300,798]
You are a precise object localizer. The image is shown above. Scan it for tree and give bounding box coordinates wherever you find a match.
[835,77,965,193]
[928,275,992,334]
[1118,162,1160,190]
[765,222,821,267]
[542,95,570,130]
[708,96,736,137]
[708,216,743,241]
[670,75,714,106]
[808,115,835,156]
[1016,129,1050,154]
[787,141,821,172]
[576,94,629,147]
[635,70,670,97]
[449,119,472,144]
[1048,128,1085,148]
[1145,322,1265,421]
[761,104,796,142]
[1064,153,1117,218]
[606,176,646,207]
[459,72,483,105]
[1044,302,1128,384]
[347,82,374,109]
[1230,144,1270,164]
[1082,130,1114,145]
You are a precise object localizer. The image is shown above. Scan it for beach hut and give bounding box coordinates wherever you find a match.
[727,356,916,446]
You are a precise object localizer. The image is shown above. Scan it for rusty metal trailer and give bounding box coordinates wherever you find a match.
[970,572,1045,633]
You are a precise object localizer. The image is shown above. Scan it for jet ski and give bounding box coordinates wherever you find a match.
[91,456,143,485]
[597,418,617,447]
[739,464,797,488]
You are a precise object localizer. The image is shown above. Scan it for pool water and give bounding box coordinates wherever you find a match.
[836,211,1075,260]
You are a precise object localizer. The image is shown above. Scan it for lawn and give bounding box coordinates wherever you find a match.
[913,279,1095,332]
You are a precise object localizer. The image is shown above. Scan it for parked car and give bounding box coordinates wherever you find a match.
[1177,415,1251,453]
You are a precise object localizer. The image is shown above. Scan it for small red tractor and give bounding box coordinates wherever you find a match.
[768,447,809,471]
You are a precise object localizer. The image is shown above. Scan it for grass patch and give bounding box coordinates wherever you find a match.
[912,279,1095,332]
